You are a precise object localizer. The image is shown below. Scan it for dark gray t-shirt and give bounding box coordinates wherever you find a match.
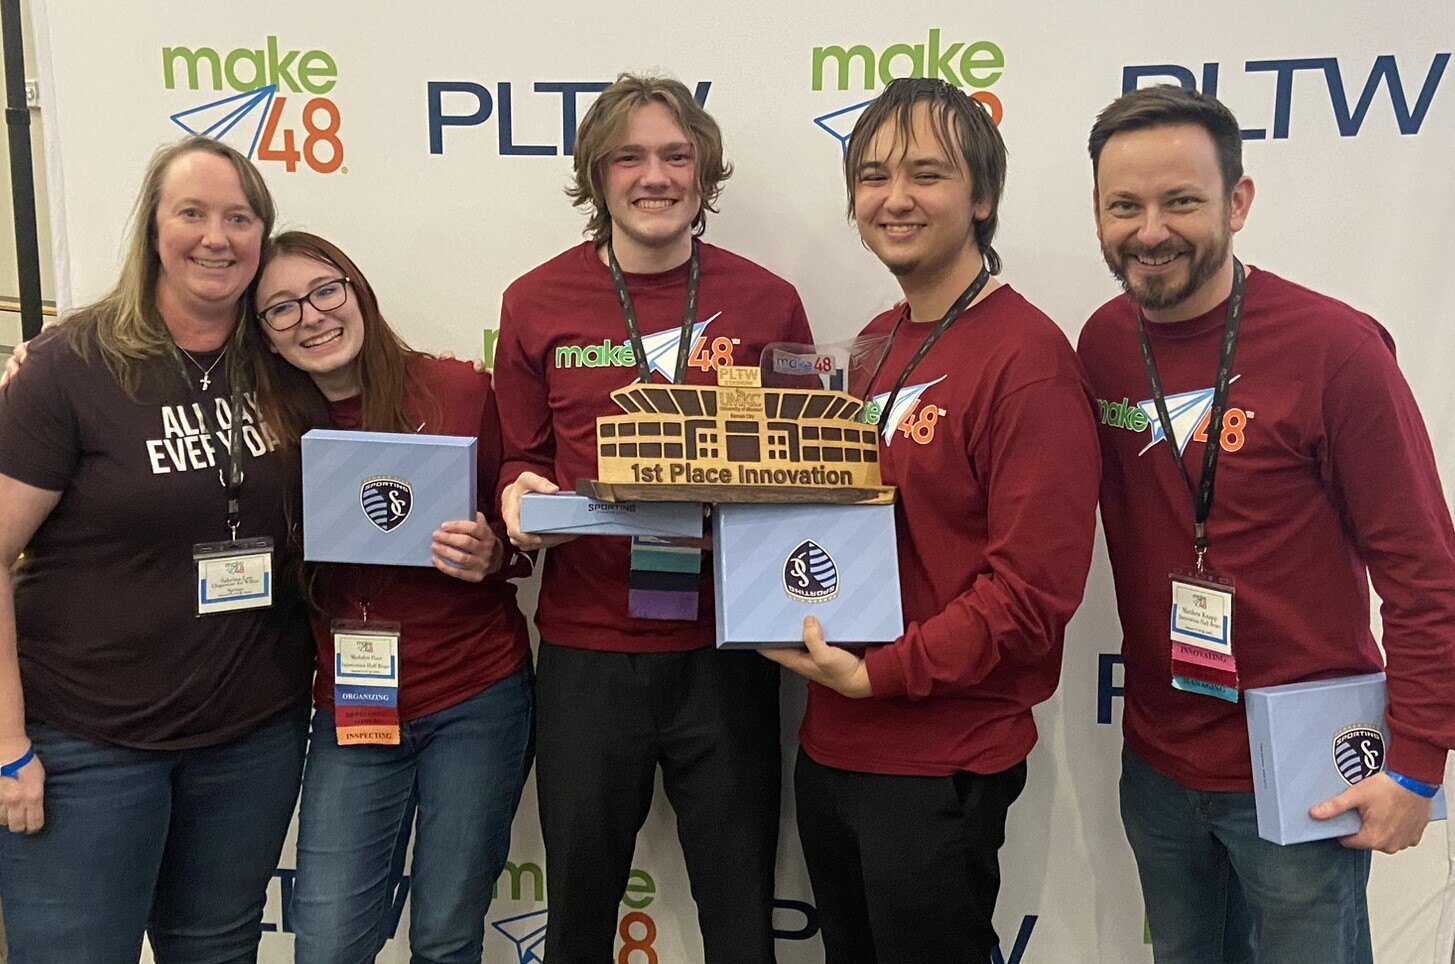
[0,326,312,749]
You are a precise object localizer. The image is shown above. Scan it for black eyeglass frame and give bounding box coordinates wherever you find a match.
[255,277,352,332]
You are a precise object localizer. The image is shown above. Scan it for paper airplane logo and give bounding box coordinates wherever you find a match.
[169,85,277,159]
[491,908,547,963]
[870,376,945,445]
[813,99,875,154]
[1135,375,1241,457]
[636,311,720,382]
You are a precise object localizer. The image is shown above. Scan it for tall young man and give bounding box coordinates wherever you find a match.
[1079,84,1455,963]
[495,74,812,963]
[766,78,1100,963]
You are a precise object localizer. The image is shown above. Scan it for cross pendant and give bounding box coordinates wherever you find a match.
[200,373,211,390]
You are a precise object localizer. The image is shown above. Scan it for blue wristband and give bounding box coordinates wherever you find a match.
[1386,770,1440,798]
[0,745,34,779]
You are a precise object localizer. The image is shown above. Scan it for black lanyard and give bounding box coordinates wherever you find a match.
[863,263,991,428]
[200,390,247,540]
[606,239,701,385]
[174,346,247,539]
[1135,260,1245,573]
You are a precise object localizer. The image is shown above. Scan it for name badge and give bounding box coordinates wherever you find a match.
[194,538,274,615]
[332,620,402,746]
[1168,570,1239,703]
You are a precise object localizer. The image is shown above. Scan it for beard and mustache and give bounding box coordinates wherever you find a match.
[1102,227,1231,313]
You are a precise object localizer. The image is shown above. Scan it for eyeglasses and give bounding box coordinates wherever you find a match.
[256,277,351,331]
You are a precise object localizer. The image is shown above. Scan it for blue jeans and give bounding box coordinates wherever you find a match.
[290,665,534,964]
[0,707,309,964]
[1120,747,1372,964]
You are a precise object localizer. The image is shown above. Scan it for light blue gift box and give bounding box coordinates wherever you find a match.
[302,429,476,567]
[711,503,903,650]
[519,493,703,538]
[1245,672,1447,845]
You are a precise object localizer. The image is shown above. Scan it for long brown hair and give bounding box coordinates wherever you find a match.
[252,232,441,618]
[67,135,276,399]
[252,231,436,447]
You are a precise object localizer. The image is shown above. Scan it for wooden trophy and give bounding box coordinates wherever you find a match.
[578,365,895,504]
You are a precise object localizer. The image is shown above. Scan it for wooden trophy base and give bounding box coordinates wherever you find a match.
[576,479,896,505]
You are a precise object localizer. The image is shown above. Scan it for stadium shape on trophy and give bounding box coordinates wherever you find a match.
[579,365,894,504]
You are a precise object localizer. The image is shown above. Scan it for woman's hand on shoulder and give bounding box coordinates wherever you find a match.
[435,349,489,374]
[1,339,31,391]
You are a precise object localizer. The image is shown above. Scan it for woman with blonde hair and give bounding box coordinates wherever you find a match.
[0,136,313,960]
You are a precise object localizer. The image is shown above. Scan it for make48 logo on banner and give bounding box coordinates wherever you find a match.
[162,36,346,174]
[256,91,343,173]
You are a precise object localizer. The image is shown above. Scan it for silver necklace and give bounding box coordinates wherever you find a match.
[177,344,227,390]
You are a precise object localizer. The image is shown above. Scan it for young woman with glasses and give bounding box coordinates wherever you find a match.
[252,231,533,963]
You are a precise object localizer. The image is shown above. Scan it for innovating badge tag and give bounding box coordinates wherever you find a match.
[1168,570,1239,703]
[193,538,274,615]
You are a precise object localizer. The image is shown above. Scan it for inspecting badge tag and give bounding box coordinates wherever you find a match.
[332,620,401,745]
[1169,570,1239,703]
[194,538,274,615]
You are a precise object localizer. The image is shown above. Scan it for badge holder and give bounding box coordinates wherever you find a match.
[1168,567,1239,703]
[194,537,274,615]
[331,619,402,745]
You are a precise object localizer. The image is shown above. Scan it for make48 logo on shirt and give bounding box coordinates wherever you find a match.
[888,400,944,444]
[1097,378,1253,457]
[553,313,739,380]
[866,377,947,446]
[686,335,737,372]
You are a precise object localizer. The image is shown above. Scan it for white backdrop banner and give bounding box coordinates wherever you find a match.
[30,1,1455,961]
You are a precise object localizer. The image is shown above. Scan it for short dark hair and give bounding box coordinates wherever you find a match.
[843,78,1007,274]
[1088,85,1244,194]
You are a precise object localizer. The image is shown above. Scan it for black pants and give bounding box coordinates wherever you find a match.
[794,749,1027,964]
[535,641,782,964]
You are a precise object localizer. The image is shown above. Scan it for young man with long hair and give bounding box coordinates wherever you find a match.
[766,78,1100,963]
